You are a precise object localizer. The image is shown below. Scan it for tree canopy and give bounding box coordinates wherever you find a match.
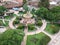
[0,6,7,16]
[35,6,60,22]
[39,0,50,9]
[35,7,49,18]
[0,29,24,45]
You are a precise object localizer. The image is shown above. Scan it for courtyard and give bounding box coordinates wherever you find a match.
[0,0,60,45]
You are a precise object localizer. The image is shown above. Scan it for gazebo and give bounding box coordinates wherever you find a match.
[20,12,35,26]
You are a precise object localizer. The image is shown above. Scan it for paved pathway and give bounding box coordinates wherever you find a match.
[48,31,60,45]
[26,20,47,35]
[42,31,53,38]
[21,27,28,45]
[21,20,52,45]
[8,10,21,29]
[0,27,6,33]
[9,17,16,29]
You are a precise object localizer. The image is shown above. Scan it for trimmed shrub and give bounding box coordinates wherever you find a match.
[36,20,43,27]
[28,24,36,31]
[17,24,25,30]
[13,20,20,25]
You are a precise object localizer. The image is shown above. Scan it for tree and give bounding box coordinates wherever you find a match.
[31,8,36,14]
[17,24,25,30]
[35,7,49,19]
[35,6,60,22]
[28,24,36,31]
[23,0,27,5]
[0,6,7,16]
[49,6,60,21]
[40,0,50,9]
[23,3,29,12]
[36,20,43,26]
[0,29,24,45]
[51,6,60,13]
[45,12,55,21]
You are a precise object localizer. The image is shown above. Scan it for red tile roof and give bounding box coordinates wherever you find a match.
[16,0,23,3]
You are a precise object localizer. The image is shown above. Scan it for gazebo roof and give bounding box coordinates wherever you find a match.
[23,12,32,18]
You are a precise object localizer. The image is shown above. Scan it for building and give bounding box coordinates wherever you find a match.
[1,0,23,8]
[27,0,40,7]
[1,0,23,3]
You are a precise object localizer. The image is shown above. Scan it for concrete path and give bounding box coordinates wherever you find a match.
[0,27,6,33]
[21,27,28,45]
[21,20,51,45]
[26,20,47,35]
[48,31,60,45]
[42,31,53,38]
[9,17,16,29]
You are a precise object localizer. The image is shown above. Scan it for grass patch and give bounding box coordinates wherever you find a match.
[28,24,36,31]
[26,32,51,45]
[0,20,4,26]
[45,23,60,34]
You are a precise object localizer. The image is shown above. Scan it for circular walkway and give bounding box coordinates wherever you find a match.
[9,17,16,29]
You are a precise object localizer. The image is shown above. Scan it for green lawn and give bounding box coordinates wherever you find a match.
[45,23,60,34]
[26,32,51,45]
